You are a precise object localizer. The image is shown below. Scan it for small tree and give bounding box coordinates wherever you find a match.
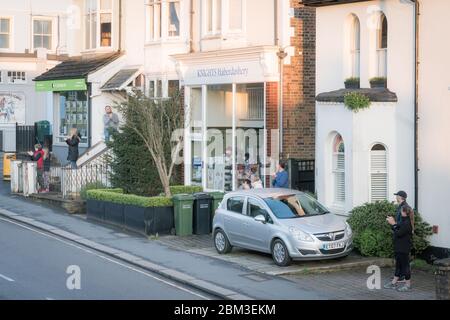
[116,91,185,197]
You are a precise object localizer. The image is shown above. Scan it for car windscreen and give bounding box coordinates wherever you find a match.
[264,193,329,219]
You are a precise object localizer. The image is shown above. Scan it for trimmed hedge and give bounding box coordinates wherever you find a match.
[86,189,173,208]
[347,201,432,258]
[170,185,203,195]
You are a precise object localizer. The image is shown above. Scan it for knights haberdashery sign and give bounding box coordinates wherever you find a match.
[0,92,26,124]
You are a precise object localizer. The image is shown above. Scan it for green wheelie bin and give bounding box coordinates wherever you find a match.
[209,191,225,218]
[172,194,195,236]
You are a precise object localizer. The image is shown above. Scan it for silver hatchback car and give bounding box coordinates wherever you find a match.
[212,188,353,266]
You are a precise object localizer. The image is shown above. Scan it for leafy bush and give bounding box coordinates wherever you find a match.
[347,201,432,258]
[170,185,203,195]
[79,182,108,200]
[344,92,371,112]
[86,189,173,208]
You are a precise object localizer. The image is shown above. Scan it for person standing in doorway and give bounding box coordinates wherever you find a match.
[271,162,289,188]
[66,128,81,169]
[103,105,120,143]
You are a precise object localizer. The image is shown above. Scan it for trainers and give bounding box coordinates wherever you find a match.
[383,281,398,289]
[396,283,411,292]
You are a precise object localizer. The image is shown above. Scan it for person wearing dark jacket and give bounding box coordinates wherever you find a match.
[42,147,51,193]
[66,128,81,169]
[394,190,409,225]
[384,205,414,292]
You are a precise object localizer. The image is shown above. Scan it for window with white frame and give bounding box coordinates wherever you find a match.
[147,0,162,41]
[33,19,53,50]
[85,0,113,50]
[370,144,388,202]
[0,18,11,49]
[7,71,26,84]
[349,14,360,78]
[205,0,222,35]
[228,0,243,31]
[332,134,345,205]
[168,0,180,37]
[376,13,387,77]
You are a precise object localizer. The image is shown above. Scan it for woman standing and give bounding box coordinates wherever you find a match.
[66,128,81,169]
[385,205,414,292]
[27,144,44,191]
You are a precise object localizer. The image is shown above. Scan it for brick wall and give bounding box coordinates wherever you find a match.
[282,2,316,160]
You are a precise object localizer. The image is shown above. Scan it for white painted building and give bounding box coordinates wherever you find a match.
[305,0,449,254]
[0,0,74,151]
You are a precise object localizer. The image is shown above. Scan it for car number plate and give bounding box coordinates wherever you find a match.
[323,241,345,250]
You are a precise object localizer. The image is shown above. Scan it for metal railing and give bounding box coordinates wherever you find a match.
[61,163,112,199]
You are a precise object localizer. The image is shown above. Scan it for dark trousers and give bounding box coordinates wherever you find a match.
[394,252,411,281]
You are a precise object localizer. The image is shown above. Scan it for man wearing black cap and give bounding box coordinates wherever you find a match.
[394,191,409,225]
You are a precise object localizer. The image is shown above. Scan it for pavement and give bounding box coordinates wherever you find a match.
[0,153,437,300]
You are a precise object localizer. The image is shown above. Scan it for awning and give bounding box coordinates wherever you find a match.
[101,68,142,91]
[34,52,122,92]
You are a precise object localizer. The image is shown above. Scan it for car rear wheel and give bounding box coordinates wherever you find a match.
[271,239,291,267]
[214,229,232,254]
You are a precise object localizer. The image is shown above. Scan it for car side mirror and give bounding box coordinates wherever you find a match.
[254,215,266,224]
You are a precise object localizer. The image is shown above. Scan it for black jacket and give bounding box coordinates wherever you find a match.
[396,201,409,225]
[66,135,80,161]
[392,216,413,254]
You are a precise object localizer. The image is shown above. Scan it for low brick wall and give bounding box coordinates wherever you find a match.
[434,258,450,300]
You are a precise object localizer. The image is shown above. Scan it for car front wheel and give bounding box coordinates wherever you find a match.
[271,239,291,267]
[214,229,232,254]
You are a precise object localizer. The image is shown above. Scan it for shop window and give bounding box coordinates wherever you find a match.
[332,134,345,205]
[147,0,162,41]
[205,0,222,35]
[7,71,26,84]
[370,144,388,202]
[59,91,89,145]
[168,0,180,37]
[229,0,243,31]
[348,14,360,78]
[33,19,52,50]
[85,0,113,50]
[376,13,387,77]
[0,18,11,49]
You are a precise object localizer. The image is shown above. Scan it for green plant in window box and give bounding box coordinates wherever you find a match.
[344,92,371,113]
[369,77,387,88]
[344,77,360,89]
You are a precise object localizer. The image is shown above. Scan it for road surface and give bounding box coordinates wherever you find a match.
[0,217,211,300]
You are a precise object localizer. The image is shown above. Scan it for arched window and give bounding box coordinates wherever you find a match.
[350,14,360,78]
[333,134,345,204]
[376,13,388,77]
[370,144,388,202]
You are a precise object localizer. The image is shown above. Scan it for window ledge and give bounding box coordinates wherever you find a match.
[145,38,186,46]
[316,88,398,103]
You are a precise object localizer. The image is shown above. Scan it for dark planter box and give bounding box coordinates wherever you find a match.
[146,206,174,236]
[104,202,125,227]
[86,199,105,221]
[370,80,387,88]
[344,82,360,89]
[123,205,174,236]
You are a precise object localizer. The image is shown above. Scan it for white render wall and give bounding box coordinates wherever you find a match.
[417,0,450,249]
[315,0,416,213]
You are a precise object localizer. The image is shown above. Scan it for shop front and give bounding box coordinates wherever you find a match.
[173,47,280,192]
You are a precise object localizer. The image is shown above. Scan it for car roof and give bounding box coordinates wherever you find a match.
[225,188,303,199]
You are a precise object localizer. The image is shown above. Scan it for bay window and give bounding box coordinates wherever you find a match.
[168,0,180,37]
[147,0,162,41]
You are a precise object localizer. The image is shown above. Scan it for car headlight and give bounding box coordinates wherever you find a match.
[289,227,314,242]
[345,222,353,237]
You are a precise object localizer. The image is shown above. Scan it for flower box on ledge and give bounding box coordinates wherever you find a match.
[369,77,387,89]
[344,77,360,89]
